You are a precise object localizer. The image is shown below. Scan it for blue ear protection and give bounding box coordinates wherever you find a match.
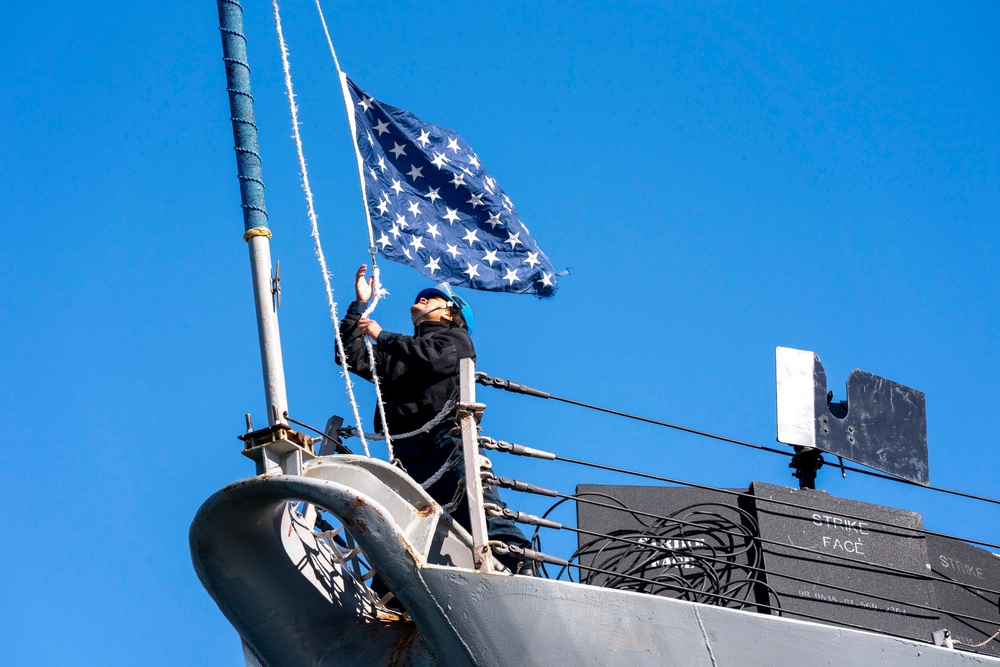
[412,285,475,334]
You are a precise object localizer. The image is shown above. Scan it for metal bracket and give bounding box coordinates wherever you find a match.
[271,259,281,310]
[788,447,825,490]
[456,401,486,424]
[239,422,314,476]
[318,415,354,456]
[932,629,954,650]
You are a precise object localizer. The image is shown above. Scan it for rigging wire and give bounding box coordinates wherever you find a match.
[476,371,791,457]
[834,462,1000,506]
[476,371,1000,507]
[480,436,1000,553]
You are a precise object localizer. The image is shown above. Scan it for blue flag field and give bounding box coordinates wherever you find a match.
[345,77,558,297]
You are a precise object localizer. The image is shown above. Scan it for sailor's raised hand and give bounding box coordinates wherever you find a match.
[355,264,374,302]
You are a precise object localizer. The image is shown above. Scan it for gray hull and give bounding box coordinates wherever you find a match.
[190,457,999,666]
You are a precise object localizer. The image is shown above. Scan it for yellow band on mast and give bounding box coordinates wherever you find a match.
[243,227,273,241]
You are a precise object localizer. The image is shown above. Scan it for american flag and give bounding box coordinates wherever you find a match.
[344,77,558,297]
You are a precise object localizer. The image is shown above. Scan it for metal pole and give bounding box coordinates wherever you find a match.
[459,358,494,573]
[218,0,288,426]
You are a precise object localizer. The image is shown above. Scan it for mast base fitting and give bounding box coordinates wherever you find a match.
[239,424,315,476]
[789,446,825,490]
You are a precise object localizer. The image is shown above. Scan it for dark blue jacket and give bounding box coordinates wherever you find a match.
[337,300,475,437]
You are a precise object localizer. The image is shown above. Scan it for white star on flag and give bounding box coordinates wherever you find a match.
[462,228,480,246]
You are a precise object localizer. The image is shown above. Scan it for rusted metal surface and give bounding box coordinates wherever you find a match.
[389,625,436,667]
[191,457,489,666]
[238,423,312,450]
[238,424,315,476]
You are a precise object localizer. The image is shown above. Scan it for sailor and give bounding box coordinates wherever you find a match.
[337,264,532,573]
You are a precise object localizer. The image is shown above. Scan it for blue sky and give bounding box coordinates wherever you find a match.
[2,1,998,663]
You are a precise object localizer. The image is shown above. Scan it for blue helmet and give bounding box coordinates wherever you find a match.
[413,285,474,334]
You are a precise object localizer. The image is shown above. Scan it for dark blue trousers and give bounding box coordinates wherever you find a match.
[396,426,531,562]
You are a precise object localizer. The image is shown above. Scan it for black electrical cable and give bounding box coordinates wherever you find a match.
[283,414,326,439]
[517,496,1000,630]
[564,504,763,608]
[534,546,772,612]
[549,453,1000,552]
[282,414,357,455]
[476,371,1000,508]
[497,476,1000,598]
[563,492,1000,600]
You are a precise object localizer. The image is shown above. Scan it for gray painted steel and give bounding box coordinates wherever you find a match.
[419,568,997,666]
[190,470,434,666]
[458,358,493,572]
[247,236,288,429]
[191,456,1000,666]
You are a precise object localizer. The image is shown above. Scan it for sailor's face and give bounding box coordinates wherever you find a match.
[410,297,451,324]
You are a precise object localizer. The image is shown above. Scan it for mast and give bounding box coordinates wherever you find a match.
[217,0,289,427]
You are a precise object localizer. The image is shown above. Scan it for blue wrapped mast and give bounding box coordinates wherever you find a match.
[217,0,288,428]
[218,0,268,235]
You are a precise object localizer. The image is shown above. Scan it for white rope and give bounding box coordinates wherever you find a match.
[356,399,457,442]
[420,444,462,490]
[313,0,395,459]
[361,268,394,459]
[270,0,370,456]
[314,0,378,250]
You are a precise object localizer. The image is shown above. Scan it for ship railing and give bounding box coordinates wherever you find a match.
[469,368,1000,655]
[281,358,1000,650]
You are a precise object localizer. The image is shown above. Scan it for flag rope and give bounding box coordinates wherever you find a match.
[361,266,394,459]
[312,0,395,459]
[313,0,378,253]
[270,0,371,456]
